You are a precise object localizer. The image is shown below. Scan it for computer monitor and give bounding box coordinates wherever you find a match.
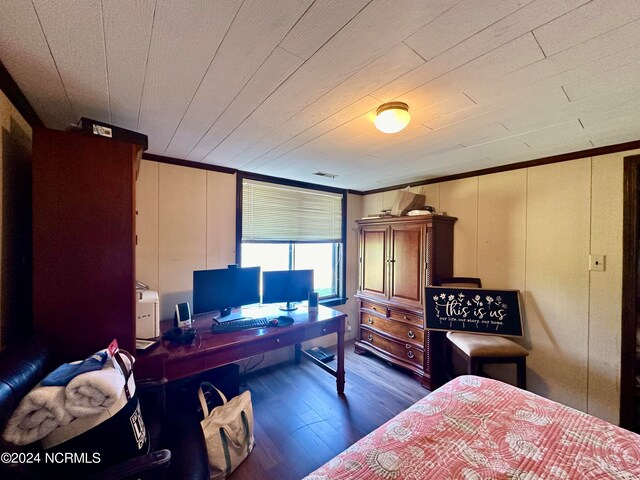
[193,266,260,317]
[262,269,314,311]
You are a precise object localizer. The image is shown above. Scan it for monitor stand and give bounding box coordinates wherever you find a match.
[279,302,298,311]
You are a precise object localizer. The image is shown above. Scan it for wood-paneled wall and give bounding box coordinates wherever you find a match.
[363,151,632,424]
[136,161,362,344]
[0,90,32,348]
[136,161,236,320]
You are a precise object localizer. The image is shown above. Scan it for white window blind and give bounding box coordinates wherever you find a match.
[242,179,343,243]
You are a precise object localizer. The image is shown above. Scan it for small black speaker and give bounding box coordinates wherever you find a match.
[308,291,319,311]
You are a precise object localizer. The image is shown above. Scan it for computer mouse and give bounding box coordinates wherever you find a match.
[276,315,294,326]
[268,316,294,327]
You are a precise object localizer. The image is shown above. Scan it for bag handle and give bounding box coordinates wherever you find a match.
[218,411,251,449]
[198,381,228,417]
[113,349,135,399]
[218,411,251,476]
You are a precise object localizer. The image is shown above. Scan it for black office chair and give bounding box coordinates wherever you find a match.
[434,277,529,388]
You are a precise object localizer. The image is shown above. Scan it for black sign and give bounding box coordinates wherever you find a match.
[425,287,523,337]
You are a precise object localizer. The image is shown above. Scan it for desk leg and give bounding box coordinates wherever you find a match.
[336,330,345,395]
[294,343,302,364]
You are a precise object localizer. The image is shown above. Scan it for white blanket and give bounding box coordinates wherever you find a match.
[2,386,73,445]
[64,363,126,417]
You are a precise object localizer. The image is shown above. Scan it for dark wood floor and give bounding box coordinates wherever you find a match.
[230,340,430,480]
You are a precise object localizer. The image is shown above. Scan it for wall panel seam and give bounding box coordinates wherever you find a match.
[586,157,594,414]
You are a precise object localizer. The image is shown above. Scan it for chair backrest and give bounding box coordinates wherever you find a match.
[433,277,482,288]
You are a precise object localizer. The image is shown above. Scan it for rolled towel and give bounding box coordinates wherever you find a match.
[64,363,126,418]
[64,353,133,417]
[2,386,73,445]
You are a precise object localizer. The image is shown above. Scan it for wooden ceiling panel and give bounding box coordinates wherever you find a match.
[279,0,371,59]
[405,0,532,61]
[184,47,304,162]
[566,87,640,122]
[206,0,458,165]
[102,0,155,131]
[3,1,640,190]
[138,0,242,153]
[373,0,589,102]
[233,42,424,167]
[494,91,573,133]
[0,0,75,128]
[562,61,640,103]
[533,0,640,57]
[515,120,588,150]
[164,0,312,159]
[492,17,640,98]
[247,96,380,171]
[432,33,546,93]
[33,0,110,123]
[234,30,543,170]
[588,126,640,147]
[586,104,640,126]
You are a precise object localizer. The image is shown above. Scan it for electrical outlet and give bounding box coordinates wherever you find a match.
[589,254,605,271]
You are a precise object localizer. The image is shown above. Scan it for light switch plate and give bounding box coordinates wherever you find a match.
[589,254,605,271]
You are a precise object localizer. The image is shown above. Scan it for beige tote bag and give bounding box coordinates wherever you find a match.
[198,382,255,479]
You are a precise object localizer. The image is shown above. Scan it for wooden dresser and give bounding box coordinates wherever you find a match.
[354,214,456,389]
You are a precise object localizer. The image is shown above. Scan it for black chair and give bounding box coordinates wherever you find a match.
[434,277,529,388]
[0,339,209,480]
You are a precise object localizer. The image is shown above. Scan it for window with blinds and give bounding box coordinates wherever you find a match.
[242,179,343,243]
[239,177,345,303]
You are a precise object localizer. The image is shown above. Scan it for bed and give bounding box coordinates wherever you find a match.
[304,376,640,479]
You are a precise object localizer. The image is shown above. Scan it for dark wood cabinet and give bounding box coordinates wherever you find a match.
[388,222,424,309]
[355,215,456,389]
[32,128,141,360]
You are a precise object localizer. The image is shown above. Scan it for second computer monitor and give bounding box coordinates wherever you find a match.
[262,269,314,311]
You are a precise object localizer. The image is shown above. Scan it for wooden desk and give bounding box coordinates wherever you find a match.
[136,305,347,394]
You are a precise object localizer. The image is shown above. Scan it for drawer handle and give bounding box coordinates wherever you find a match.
[372,306,378,311]
[367,334,373,342]
[276,338,280,343]
[407,330,415,339]
[406,343,412,349]
[403,315,410,321]
[407,351,415,359]
[367,317,374,324]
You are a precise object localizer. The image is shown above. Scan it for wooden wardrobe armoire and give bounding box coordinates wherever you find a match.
[32,128,142,360]
[354,214,456,389]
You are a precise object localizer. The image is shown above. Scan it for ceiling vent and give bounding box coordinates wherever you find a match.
[313,172,337,179]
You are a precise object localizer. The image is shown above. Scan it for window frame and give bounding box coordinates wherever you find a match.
[236,172,347,306]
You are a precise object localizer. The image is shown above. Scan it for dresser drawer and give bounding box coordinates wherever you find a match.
[360,300,388,316]
[388,309,423,328]
[360,312,423,346]
[360,328,424,368]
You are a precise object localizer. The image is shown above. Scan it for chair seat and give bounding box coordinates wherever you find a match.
[446,332,529,357]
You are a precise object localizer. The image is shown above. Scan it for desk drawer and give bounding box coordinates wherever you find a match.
[359,328,423,368]
[360,312,423,346]
[303,320,342,341]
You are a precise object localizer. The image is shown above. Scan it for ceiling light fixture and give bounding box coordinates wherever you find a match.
[374,102,411,133]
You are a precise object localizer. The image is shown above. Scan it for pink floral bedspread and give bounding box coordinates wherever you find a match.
[304,376,640,479]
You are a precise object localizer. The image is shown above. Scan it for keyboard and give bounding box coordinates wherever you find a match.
[211,317,270,334]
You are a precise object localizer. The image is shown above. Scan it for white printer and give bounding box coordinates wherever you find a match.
[136,289,159,339]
